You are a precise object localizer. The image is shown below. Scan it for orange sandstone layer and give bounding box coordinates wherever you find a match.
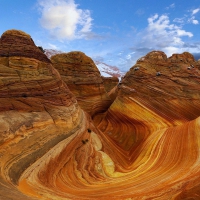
[96,51,200,153]
[51,52,112,116]
[93,51,200,199]
[0,30,86,199]
[0,30,200,200]
[19,117,200,199]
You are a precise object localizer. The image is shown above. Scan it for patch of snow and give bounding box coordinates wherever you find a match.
[94,61,125,79]
[44,49,63,59]
[100,70,113,77]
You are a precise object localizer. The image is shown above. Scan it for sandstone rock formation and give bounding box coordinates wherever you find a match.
[101,76,119,102]
[102,76,119,93]
[1,30,200,200]
[45,49,124,79]
[94,51,200,199]
[51,52,112,116]
[96,50,200,153]
[0,30,87,199]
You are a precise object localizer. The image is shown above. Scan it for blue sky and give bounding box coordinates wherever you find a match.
[0,0,200,72]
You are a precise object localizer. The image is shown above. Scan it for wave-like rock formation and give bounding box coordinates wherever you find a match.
[0,30,86,199]
[51,52,112,116]
[1,30,200,200]
[94,51,200,199]
[96,51,200,154]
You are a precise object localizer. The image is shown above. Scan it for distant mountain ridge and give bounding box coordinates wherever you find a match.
[94,60,125,78]
[44,49,63,59]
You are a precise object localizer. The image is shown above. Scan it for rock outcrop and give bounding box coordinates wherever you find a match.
[102,76,119,93]
[94,51,200,199]
[45,49,125,79]
[51,52,112,116]
[96,50,200,153]
[0,30,87,199]
[1,31,200,200]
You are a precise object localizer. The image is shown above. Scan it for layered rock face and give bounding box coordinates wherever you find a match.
[94,51,200,199]
[102,76,119,93]
[96,51,200,156]
[0,30,87,199]
[51,52,112,116]
[1,30,200,200]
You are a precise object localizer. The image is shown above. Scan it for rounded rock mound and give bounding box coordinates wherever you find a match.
[0,30,84,200]
[0,29,49,62]
[2,29,31,38]
[51,51,112,116]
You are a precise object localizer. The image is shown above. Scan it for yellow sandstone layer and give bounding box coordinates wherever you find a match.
[0,31,200,200]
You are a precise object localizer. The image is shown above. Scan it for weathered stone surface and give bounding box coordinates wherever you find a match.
[102,76,119,93]
[0,30,50,63]
[96,51,200,150]
[1,31,200,200]
[0,30,88,199]
[93,51,200,199]
[51,52,112,116]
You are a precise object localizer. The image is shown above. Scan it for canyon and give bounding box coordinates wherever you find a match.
[0,29,200,200]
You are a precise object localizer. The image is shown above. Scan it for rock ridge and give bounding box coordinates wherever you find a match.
[51,51,112,116]
[0,29,50,63]
[1,30,200,200]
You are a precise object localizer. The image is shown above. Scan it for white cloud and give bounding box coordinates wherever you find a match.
[124,51,135,60]
[192,19,199,24]
[47,43,58,49]
[188,16,199,25]
[38,0,93,40]
[187,8,200,25]
[146,14,193,39]
[139,14,193,56]
[173,8,200,25]
[163,46,179,56]
[126,54,131,60]
[176,29,193,37]
[192,8,200,15]
[166,3,175,10]
[173,17,185,24]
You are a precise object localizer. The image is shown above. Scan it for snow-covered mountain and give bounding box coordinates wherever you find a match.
[44,49,63,59]
[44,49,125,79]
[94,61,124,78]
